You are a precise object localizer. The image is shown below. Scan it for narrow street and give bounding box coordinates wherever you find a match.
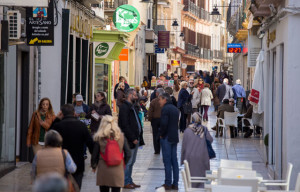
[0,107,271,192]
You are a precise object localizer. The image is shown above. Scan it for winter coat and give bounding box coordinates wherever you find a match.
[212,89,220,107]
[160,101,180,143]
[217,83,234,102]
[116,89,126,107]
[91,134,131,187]
[51,116,94,174]
[114,82,129,99]
[86,103,112,134]
[199,87,213,106]
[181,125,213,187]
[27,111,56,146]
[187,87,201,109]
[217,104,234,119]
[148,98,162,121]
[177,88,192,109]
[173,89,180,101]
[118,101,145,149]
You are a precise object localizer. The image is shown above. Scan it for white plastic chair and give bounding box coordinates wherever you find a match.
[220,159,252,170]
[181,170,207,192]
[212,185,252,192]
[218,168,257,179]
[183,160,207,188]
[224,112,239,139]
[262,163,293,191]
[217,118,225,138]
[252,112,264,137]
[219,178,259,192]
[265,172,300,192]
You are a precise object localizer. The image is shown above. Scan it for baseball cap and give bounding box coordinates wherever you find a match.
[76,94,83,101]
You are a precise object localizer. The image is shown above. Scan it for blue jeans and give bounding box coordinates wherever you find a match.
[124,143,139,185]
[160,138,179,187]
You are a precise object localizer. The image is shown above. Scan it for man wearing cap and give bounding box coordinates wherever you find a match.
[74,94,89,118]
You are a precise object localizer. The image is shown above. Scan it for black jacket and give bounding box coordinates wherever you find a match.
[51,116,94,174]
[160,101,180,143]
[86,103,112,134]
[118,101,145,149]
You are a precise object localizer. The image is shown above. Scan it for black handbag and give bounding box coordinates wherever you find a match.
[204,127,216,159]
[183,102,193,114]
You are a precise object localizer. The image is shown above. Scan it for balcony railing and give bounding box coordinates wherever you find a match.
[104,1,115,9]
[183,0,212,23]
[186,44,213,60]
[186,43,199,58]
[104,0,128,9]
[213,50,224,60]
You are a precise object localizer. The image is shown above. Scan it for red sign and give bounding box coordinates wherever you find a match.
[249,89,259,104]
[158,31,170,48]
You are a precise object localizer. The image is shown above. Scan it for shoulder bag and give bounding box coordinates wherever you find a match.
[61,150,80,192]
[204,127,216,159]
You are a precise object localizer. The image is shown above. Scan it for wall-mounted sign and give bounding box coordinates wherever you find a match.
[119,48,129,61]
[158,31,170,48]
[171,60,180,67]
[113,4,140,32]
[26,0,54,46]
[94,42,116,58]
[227,43,242,53]
[182,63,187,69]
[0,0,48,7]
[155,44,164,53]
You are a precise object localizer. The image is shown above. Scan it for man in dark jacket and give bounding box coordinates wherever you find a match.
[51,104,94,189]
[216,78,234,103]
[158,93,180,190]
[216,99,235,137]
[118,88,144,189]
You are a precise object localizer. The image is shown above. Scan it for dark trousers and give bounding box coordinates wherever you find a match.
[151,118,161,154]
[179,108,187,132]
[202,105,209,120]
[72,171,84,189]
[99,186,121,192]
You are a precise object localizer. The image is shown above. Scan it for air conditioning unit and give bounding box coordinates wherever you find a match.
[7,10,21,40]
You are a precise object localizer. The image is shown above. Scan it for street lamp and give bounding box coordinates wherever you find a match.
[180,32,184,38]
[210,5,221,16]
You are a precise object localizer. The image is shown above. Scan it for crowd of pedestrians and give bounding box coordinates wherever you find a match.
[26,69,259,192]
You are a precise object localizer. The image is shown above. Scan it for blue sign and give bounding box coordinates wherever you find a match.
[227,43,242,53]
[155,44,165,53]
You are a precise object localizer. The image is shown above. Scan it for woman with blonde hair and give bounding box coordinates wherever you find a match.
[116,82,126,109]
[91,115,131,192]
[27,97,56,154]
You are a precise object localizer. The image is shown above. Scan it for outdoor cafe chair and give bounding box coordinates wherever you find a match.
[217,118,225,138]
[224,111,239,139]
[220,159,252,170]
[261,163,293,191]
[265,172,300,192]
[181,170,207,192]
[212,185,252,192]
[219,178,259,192]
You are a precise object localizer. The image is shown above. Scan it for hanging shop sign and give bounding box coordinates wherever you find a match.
[113,4,140,32]
[181,63,187,69]
[171,60,180,67]
[0,0,48,7]
[26,0,54,46]
[158,31,170,48]
[94,42,116,58]
[155,44,165,53]
[227,43,242,53]
[119,48,129,61]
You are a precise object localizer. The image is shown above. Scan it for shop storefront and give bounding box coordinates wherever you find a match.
[91,31,129,105]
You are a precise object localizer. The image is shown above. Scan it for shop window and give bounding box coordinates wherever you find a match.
[94,63,109,101]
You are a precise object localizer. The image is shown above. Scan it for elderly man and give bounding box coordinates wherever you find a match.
[232,79,246,113]
[216,78,234,103]
[187,78,200,113]
[148,88,165,154]
[158,93,180,190]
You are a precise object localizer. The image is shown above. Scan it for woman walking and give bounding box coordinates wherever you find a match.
[181,112,213,188]
[27,98,56,154]
[173,80,180,101]
[91,115,131,192]
[199,83,213,122]
[116,82,126,110]
[86,92,112,135]
[31,130,77,180]
[177,81,193,132]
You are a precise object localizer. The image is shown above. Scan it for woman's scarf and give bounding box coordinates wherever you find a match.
[189,122,205,138]
[94,100,103,108]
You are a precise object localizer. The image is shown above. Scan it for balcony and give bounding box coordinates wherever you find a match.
[186,43,199,58]
[250,0,283,18]
[200,8,211,22]
[183,0,212,23]
[213,50,224,61]
[104,0,128,10]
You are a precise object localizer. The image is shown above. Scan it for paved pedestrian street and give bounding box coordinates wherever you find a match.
[0,109,273,192]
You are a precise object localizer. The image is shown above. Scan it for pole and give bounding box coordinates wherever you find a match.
[38,46,41,102]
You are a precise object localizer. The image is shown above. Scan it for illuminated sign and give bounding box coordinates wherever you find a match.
[227,43,242,53]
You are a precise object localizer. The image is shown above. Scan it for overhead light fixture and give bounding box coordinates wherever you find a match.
[172,20,179,30]
[180,32,184,37]
[210,5,221,16]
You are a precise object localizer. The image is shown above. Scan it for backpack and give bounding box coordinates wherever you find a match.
[100,139,123,166]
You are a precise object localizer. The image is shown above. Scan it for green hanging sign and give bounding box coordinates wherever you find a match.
[113,4,140,32]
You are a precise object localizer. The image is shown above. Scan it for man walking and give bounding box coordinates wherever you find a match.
[148,88,165,154]
[51,104,94,189]
[118,88,144,189]
[216,78,233,103]
[158,93,180,190]
[232,79,246,113]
